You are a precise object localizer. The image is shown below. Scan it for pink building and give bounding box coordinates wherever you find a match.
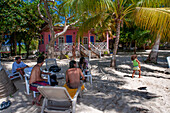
[39,26,109,58]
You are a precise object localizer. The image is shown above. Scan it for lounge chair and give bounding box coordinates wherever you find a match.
[37,86,82,113]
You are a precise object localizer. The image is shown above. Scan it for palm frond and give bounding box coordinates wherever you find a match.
[135,7,170,39]
[78,13,103,36]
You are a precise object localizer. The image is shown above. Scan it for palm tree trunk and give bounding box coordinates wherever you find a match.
[110,21,121,68]
[146,33,161,63]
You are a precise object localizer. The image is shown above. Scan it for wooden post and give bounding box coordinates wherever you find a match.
[88,31,90,49]
[78,36,80,50]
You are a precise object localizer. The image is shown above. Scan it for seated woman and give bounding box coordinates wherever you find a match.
[64,60,85,98]
[78,57,88,71]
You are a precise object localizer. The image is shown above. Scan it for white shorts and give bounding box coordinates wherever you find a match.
[133,66,140,71]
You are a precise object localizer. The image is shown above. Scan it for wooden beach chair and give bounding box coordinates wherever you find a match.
[37,86,82,113]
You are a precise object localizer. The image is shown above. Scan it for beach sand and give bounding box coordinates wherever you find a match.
[0,50,169,113]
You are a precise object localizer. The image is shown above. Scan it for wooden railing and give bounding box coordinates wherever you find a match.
[90,43,101,58]
[80,44,91,59]
[54,43,73,51]
[94,42,107,50]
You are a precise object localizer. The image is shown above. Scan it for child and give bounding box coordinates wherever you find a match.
[131,55,141,78]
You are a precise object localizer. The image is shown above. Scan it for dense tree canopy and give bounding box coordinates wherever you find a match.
[0,0,45,57]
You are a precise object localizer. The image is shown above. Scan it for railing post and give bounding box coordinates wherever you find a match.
[89,51,91,60]
[99,50,101,58]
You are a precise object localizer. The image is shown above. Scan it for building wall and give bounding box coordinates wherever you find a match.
[39,29,96,52]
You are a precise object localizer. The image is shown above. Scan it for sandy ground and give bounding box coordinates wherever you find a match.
[0,50,170,113]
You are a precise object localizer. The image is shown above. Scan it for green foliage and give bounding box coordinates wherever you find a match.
[0,0,45,56]
[104,51,108,55]
[119,23,151,48]
[17,45,26,54]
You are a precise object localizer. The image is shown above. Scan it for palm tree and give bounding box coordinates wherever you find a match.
[79,0,169,66]
[109,0,135,67]
[75,0,134,68]
[134,1,170,63]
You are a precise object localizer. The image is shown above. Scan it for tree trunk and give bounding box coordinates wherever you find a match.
[26,40,32,59]
[143,44,145,50]
[18,40,21,55]
[47,44,55,58]
[110,21,121,68]
[10,36,13,56]
[146,33,161,63]
[134,41,137,54]
[47,28,55,58]
[0,69,17,98]
[26,44,29,59]
[14,32,17,56]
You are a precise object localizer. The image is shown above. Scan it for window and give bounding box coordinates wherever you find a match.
[48,34,50,42]
[66,35,72,43]
[83,37,88,44]
[90,36,94,44]
[58,36,64,44]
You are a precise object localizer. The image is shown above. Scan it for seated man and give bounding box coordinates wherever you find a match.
[29,56,51,105]
[64,60,85,98]
[12,57,29,76]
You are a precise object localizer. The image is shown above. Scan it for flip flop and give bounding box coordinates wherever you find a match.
[0,101,6,110]
[3,100,11,109]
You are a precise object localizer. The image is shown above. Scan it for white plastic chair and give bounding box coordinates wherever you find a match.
[24,67,38,97]
[45,59,57,71]
[83,71,92,84]
[37,86,82,113]
[7,71,23,80]
[0,61,23,80]
[167,56,170,68]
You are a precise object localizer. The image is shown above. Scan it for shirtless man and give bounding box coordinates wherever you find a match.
[66,60,85,89]
[29,56,51,105]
